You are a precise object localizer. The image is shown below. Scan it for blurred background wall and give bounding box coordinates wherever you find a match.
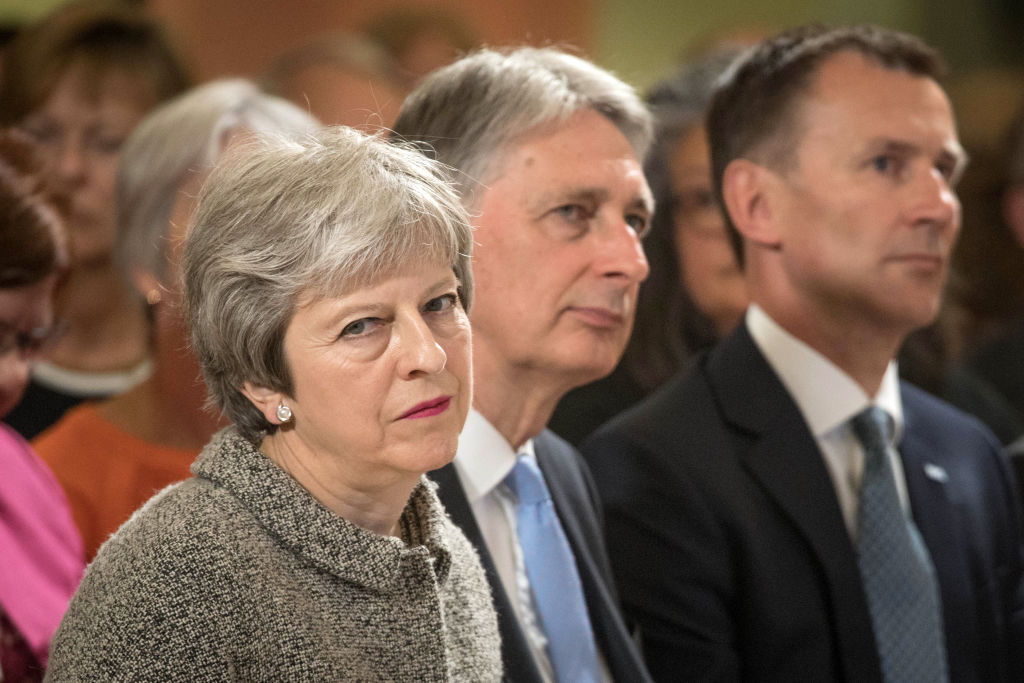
[1,0,1021,88]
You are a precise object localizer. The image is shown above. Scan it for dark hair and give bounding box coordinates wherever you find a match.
[0,0,191,125]
[0,131,67,288]
[707,24,944,263]
[622,49,741,391]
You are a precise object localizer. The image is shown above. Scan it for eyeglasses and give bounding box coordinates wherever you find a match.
[668,189,729,241]
[0,320,67,360]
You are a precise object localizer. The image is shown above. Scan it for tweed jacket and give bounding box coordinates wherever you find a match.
[45,427,502,682]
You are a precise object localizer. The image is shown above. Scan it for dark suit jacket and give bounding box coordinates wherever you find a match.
[431,429,652,683]
[580,323,1024,682]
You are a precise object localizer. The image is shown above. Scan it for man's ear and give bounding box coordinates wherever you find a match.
[722,158,782,250]
[241,382,288,425]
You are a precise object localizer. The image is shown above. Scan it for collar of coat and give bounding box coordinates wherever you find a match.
[192,427,454,593]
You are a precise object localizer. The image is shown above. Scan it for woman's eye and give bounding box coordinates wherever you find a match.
[21,123,59,146]
[672,188,715,219]
[340,318,376,337]
[90,135,124,155]
[424,294,457,313]
[694,189,715,209]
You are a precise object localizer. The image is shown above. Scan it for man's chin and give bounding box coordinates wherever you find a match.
[559,356,621,390]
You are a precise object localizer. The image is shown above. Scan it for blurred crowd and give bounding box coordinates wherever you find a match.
[2,1,1024,681]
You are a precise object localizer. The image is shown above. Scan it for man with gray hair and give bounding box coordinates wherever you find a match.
[393,47,654,682]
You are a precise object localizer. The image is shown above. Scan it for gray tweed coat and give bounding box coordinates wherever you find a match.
[45,428,502,682]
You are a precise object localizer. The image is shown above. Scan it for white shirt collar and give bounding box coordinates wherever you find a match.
[746,304,904,444]
[453,408,536,504]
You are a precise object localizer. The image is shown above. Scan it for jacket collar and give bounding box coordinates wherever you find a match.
[192,427,452,593]
[703,323,883,681]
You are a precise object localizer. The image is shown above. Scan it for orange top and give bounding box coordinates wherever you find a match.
[33,404,198,561]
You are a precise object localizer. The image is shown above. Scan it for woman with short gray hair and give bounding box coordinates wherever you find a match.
[45,126,501,681]
[34,78,319,561]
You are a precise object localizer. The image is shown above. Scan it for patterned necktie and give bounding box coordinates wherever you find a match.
[852,406,948,683]
[505,455,602,683]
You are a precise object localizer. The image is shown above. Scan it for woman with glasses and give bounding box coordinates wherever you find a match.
[0,0,190,439]
[34,79,318,561]
[0,131,83,682]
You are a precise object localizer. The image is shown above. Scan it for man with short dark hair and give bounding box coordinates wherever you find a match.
[583,24,1024,682]
[393,47,654,682]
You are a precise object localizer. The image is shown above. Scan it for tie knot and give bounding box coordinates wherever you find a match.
[851,405,893,456]
[505,455,551,506]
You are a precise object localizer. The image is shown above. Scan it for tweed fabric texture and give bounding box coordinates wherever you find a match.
[45,427,502,682]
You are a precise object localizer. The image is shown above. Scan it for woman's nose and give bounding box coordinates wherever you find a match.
[396,316,446,378]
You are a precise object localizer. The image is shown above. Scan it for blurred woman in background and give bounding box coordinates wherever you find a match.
[0,131,83,682]
[35,79,318,560]
[0,0,191,438]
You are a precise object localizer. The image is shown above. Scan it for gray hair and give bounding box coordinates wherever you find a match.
[391,46,653,207]
[116,78,319,284]
[183,126,474,443]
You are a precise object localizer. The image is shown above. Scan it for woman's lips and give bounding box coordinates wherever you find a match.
[399,396,452,420]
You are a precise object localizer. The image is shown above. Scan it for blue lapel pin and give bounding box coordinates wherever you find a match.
[923,463,949,483]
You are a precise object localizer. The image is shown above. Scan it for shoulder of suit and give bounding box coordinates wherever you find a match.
[901,381,999,446]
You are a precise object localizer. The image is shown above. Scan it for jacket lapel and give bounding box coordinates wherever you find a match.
[534,432,652,683]
[897,394,971,672]
[706,325,882,681]
[899,414,960,579]
[430,464,543,683]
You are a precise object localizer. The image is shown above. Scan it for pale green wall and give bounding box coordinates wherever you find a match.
[0,0,67,24]
[593,0,930,91]
[0,0,1010,89]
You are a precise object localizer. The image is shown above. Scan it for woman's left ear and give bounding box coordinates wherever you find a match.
[241,382,288,424]
[130,267,165,306]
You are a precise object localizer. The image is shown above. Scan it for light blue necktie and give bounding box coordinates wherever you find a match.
[852,406,948,683]
[505,455,602,683]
